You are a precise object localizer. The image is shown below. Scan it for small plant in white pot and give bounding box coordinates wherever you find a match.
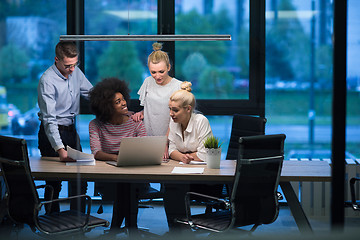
[204,136,222,169]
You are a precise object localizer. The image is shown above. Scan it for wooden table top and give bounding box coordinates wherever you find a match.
[29,158,331,183]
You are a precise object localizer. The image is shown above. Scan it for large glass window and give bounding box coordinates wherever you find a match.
[84,0,157,99]
[79,0,248,156]
[3,0,358,162]
[265,0,334,159]
[0,0,66,156]
[81,0,159,153]
[346,0,360,160]
[174,0,249,100]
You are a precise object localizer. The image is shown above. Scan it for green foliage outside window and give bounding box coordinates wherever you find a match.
[97,41,145,91]
[175,9,228,77]
[199,66,233,98]
[181,52,208,85]
[0,44,30,84]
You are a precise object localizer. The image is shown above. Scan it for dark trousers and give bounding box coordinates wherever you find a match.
[110,183,149,229]
[38,123,87,214]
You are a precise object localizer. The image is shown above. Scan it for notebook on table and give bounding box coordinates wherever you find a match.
[107,136,167,167]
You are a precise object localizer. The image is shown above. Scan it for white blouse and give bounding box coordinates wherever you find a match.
[138,76,182,136]
[168,112,213,161]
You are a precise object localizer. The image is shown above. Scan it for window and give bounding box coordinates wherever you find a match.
[265,0,335,159]
[84,0,157,99]
[77,0,263,156]
[2,0,358,162]
[0,0,65,156]
[346,0,360,160]
[174,0,250,100]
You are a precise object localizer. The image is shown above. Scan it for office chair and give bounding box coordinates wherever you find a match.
[226,114,267,160]
[345,177,360,211]
[138,183,164,208]
[177,134,286,234]
[0,135,109,237]
[203,114,267,212]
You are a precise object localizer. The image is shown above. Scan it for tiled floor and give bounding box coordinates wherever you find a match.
[1,199,360,239]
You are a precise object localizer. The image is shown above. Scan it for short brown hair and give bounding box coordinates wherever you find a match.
[55,41,79,60]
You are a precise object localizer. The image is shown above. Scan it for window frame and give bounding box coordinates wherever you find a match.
[70,0,265,117]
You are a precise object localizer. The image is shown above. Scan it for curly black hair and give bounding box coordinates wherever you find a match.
[89,77,130,123]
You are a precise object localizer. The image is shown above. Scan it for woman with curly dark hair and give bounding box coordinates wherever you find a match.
[89,77,146,230]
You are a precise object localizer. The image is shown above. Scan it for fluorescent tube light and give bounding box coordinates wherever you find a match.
[60,34,231,42]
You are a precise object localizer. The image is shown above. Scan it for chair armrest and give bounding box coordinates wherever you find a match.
[184,191,230,226]
[40,194,91,205]
[186,191,230,206]
[38,195,92,219]
[349,177,360,210]
[36,184,47,189]
[36,184,55,211]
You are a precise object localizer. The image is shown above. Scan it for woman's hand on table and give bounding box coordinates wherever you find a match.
[179,153,194,164]
[163,145,169,159]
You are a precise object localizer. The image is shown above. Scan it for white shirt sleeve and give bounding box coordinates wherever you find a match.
[137,77,150,106]
[167,113,212,161]
[195,116,213,161]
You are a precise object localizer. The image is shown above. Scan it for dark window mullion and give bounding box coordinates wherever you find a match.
[158,0,175,76]
[66,0,84,72]
[249,0,266,118]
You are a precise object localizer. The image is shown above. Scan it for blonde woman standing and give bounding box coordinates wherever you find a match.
[132,42,182,157]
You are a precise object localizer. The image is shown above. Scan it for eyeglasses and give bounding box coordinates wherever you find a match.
[63,61,80,69]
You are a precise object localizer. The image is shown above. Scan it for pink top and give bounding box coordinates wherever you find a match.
[89,117,147,155]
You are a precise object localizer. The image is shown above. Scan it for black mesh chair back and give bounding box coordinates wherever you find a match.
[0,135,109,236]
[0,136,38,226]
[226,114,267,160]
[231,134,285,228]
[179,134,285,233]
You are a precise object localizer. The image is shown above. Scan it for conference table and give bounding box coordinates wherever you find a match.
[29,158,331,234]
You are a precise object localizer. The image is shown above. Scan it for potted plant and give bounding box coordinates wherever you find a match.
[204,136,222,169]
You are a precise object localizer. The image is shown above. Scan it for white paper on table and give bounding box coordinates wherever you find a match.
[66,160,96,166]
[66,146,96,166]
[171,167,204,174]
[179,161,207,165]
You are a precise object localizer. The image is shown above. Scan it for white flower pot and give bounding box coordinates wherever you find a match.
[206,148,221,169]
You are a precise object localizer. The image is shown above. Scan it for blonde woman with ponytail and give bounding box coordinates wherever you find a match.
[132,43,182,159]
[167,81,212,163]
[164,82,222,232]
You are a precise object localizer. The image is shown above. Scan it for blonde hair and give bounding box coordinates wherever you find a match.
[170,81,196,110]
[148,42,171,68]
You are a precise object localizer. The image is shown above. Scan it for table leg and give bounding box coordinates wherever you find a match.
[280,181,313,234]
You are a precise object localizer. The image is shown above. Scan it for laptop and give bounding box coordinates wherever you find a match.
[107,136,167,167]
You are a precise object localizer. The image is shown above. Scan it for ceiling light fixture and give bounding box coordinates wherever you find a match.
[59,34,231,42]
